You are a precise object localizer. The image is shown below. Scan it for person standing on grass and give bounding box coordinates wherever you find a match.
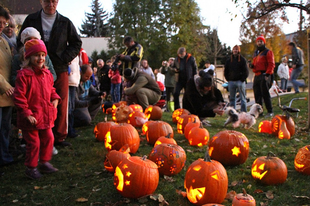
[288,42,305,94]
[17,0,82,147]
[160,58,176,112]
[13,39,60,180]
[277,56,290,92]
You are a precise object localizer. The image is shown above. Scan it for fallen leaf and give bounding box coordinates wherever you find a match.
[260,201,268,206]
[231,181,238,187]
[254,189,264,194]
[138,197,148,203]
[12,199,18,203]
[163,175,175,182]
[179,140,186,143]
[176,189,187,198]
[186,149,193,153]
[76,197,88,203]
[265,190,274,199]
[34,186,41,190]
[292,195,310,200]
[247,184,252,189]
[94,171,102,175]
[149,194,158,201]
[225,190,236,201]
[263,145,268,148]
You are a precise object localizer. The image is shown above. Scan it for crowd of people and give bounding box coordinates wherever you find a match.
[0,1,306,180]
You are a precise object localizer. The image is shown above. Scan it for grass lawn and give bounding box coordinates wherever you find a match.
[1,92,310,206]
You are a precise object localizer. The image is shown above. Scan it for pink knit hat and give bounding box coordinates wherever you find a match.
[256,34,266,44]
[24,39,47,59]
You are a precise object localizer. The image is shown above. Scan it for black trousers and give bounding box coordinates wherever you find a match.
[253,74,273,113]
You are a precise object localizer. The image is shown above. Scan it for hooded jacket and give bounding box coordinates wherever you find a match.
[252,48,275,76]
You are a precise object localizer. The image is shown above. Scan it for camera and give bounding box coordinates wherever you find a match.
[111,55,121,71]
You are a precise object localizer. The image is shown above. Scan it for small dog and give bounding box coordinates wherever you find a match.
[224,103,263,129]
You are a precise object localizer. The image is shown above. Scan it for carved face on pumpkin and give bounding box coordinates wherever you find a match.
[294,145,310,175]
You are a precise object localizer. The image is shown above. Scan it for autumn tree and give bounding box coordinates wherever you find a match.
[80,0,109,37]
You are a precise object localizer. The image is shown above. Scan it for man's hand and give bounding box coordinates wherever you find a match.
[213,106,224,116]
[52,99,59,108]
[27,115,37,125]
[5,87,14,96]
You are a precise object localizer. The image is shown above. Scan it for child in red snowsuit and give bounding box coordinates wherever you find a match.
[13,39,61,180]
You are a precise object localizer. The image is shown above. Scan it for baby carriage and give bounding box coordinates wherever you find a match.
[155,81,166,108]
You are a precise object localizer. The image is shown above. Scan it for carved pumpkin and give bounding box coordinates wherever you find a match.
[271,115,295,137]
[106,107,113,115]
[278,121,291,139]
[251,152,287,185]
[145,121,174,145]
[104,145,130,172]
[94,121,117,142]
[184,119,200,139]
[114,104,133,123]
[177,114,200,134]
[184,149,228,205]
[208,130,249,166]
[144,105,162,120]
[232,188,256,206]
[187,124,210,147]
[142,120,155,135]
[105,123,140,154]
[149,143,186,176]
[258,120,272,134]
[127,111,148,128]
[129,104,143,113]
[172,108,190,123]
[294,145,310,175]
[154,133,177,147]
[114,155,159,198]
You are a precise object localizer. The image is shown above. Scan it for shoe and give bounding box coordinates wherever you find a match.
[54,141,72,147]
[39,162,58,174]
[52,146,58,155]
[295,91,300,94]
[25,167,42,180]
[265,113,274,118]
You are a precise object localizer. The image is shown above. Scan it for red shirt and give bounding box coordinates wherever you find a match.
[252,49,275,76]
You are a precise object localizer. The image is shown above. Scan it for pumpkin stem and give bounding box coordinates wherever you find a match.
[242,188,248,196]
[199,122,204,128]
[166,133,171,139]
[142,155,148,160]
[204,147,212,162]
[267,151,276,159]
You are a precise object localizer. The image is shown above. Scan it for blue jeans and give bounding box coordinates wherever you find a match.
[280,78,288,90]
[111,83,121,103]
[291,65,304,92]
[228,81,247,112]
[0,107,13,166]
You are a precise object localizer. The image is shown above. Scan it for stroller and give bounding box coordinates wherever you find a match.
[155,81,166,108]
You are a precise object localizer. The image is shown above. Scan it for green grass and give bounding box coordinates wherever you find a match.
[1,93,310,206]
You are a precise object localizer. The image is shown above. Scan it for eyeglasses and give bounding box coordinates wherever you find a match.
[0,21,8,27]
[43,0,58,5]
[6,24,16,29]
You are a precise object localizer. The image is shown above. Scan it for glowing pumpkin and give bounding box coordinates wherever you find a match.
[172,108,190,123]
[141,120,155,135]
[144,105,162,120]
[104,145,130,172]
[105,123,140,154]
[251,152,287,185]
[187,124,210,147]
[277,121,291,139]
[145,121,174,145]
[258,120,272,134]
[149,143,186,176]
[177,114,200,134]
[114,155,159,198]
[127,111,148,128]
[154,133,177,147]
[93,121,117,142]
[232,188,256,206]
[129,104,143,113]
[271,115,295,138]
[114,104,133,123]
[294,145,310,175]
[184,119,200,139]
[208,130,249,166]
[184,149,228,205]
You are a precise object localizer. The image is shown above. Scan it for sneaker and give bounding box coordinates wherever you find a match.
[39,162,58,174]
[52,146,58,155]
[265,113,274,118]
[25,167,42,180]
[54,141,72,147]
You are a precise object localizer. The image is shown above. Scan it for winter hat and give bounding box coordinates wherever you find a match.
[24,39,47,59]
[20,27,41,44]
[198,70,213,88]
[256,34,266,44]
[124,67,138,80]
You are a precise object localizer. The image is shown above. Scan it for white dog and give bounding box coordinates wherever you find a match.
[224,103,263,129]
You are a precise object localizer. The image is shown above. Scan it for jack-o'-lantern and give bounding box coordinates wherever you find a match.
[129,104,143,113]
[232,188,256,206]
[149,143,186,176]
[141,120,155,135]
[184,149,228,205]
[114,104,133,123]
[154,133,177,147]
[144,105,162,120]
[184,119,200,139]
[106,107,113,115]
[104,145,130,172]
[278,121,291,139]
[208,130,249,166]
[187,124,210,147]
[258,120,272,134]
[114,155,159,198]
[127,111,148,128]
[177,114,200,134]
[94,121,117,142]
[111,101,128,121]
[145,121,174,145]
[251,152,287,185]
[105,123,140,154]
[172,108,190,123]
[294,145,310,175]
[271,115,295,138]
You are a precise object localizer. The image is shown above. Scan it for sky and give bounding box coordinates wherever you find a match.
[57,0,304,47]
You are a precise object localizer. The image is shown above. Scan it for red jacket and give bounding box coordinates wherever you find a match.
[13,67,61,130]
[252,49,275,76]
[108,69,122,84]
